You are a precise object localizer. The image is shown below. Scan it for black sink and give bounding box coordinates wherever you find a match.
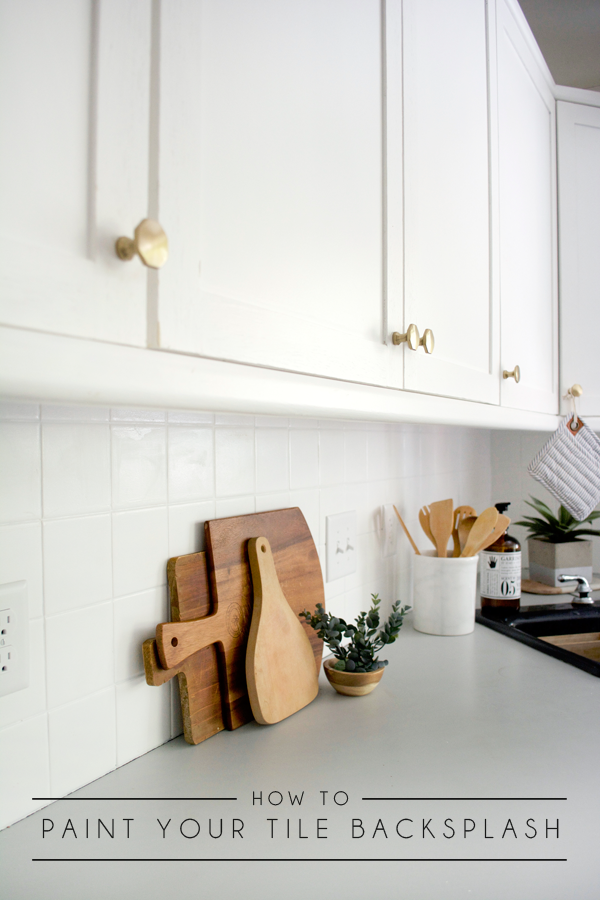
[476,603,600,677]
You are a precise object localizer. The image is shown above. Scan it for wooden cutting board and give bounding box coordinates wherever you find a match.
[147,508,324,744]
[246,537,319,725]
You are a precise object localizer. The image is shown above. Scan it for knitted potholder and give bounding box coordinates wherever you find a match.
[528,417,600,521]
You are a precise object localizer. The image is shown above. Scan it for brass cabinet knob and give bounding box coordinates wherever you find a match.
[569,383,583,398]
[392,324,420,351]
[115,219,169,269]
[503,365,521,383]
[419,328,435,354]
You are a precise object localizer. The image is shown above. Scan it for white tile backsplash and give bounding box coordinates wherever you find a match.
[43,515,113,615]
[48,689,116,798]
[45,602,114,708]
[0,422,41,523]
[0,401,497,829]
[42,423,110,518]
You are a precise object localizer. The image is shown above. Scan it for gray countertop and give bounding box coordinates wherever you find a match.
[2,612,599,900]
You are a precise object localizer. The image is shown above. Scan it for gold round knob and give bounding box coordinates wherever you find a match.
[570,383,583,398]
[115,219,169,269]
[503,365,521,383]
[392,324,420,351]
[419,328,435,354]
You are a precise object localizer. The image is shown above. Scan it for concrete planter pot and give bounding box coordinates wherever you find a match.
[528,538,593,587]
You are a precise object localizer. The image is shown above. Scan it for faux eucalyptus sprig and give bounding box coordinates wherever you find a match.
[515,496,600,543]
[300,594,410,673]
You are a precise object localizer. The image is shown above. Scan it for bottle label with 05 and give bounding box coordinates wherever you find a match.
[480,550,521,599]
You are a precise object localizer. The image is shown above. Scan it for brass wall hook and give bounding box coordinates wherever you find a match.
[115,219,169,269]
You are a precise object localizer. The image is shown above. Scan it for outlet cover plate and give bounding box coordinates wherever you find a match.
[326,511,357,582]
[0,581,29,696]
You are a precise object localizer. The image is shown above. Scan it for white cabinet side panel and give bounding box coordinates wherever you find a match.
[558,102,600,417]
[496,0,558,414]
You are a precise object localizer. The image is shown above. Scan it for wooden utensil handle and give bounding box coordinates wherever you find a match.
[156,614,225,669]
[393,505,420,555]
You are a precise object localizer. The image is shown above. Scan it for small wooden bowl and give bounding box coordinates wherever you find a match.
[323,658,385,696]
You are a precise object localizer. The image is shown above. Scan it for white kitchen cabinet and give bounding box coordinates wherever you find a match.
[557,101,600,417]
[0,0,151,347]
[156,0,399,389]
[401,0,499,405]
[494,0,559,415]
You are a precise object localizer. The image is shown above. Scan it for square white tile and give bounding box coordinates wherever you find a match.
[0,522,43,618]
[0,401,40,421]
[290,430,319,489]
[112,507,169,596]
[43,515,112,615]
[215,428,255,497]
[45,602,114,708]
[319,428,345,487]
[114,586,168,682]
[0,618,46,728]
[256,428,289,493]
[168,500,216,557]
[42,405,109,422]
[215,496,256,519]
[112,426,167,509]
[48,688,116,799]
[42,423,110,518]
[168,410,214,424]
[288,488,320,546]
[344,429,368,483]
[111,408,166,423]
[168,426,214,502]
[0,714,50,829]
[0,422,41,523]
[116,676,171,767]
[255,491,291,514]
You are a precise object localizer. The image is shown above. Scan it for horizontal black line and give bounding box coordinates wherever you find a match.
[31,798,238,802]
[31,858,568,863]
[361,798,568,802]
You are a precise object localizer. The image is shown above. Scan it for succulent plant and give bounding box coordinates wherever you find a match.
[515,496,600,543]
[300,594,410,673]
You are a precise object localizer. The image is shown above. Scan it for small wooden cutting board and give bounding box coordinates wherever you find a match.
[246,537,319,725]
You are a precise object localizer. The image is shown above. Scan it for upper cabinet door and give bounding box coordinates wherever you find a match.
[557,101,600,417]
[156,0,398,388]
[401,0,498,404]
[495,0,558,414]
[0,0,151,346]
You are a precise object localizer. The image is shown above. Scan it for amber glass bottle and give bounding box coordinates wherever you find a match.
[480,502,521,610]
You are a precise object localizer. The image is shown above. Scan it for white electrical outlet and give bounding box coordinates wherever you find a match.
[382,504,397,558]
[326,511,357,582]
[0,581,29,697]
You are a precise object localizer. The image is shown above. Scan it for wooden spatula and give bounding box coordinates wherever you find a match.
[458,515,477,554]
[452,506,477,557]
[460,507,499,557]
[246,536,319,725]
[419,507,436,549]
[470,514,511,555]
[427,498,454,558]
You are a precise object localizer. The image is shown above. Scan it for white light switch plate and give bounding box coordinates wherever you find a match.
[326,511,357,582]
[0,581,29,697]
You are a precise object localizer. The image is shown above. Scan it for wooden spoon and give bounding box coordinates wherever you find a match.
[393,505,420,555]
[470,514,511,555]
[460,507,499,558]
[419,507,436,549]
[427,498,454,558]
[452,506,477,557]
[458,516,477,554]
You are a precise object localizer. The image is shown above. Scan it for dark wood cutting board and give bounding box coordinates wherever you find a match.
[148,507,324,744]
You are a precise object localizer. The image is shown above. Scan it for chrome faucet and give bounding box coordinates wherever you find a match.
[557,574,595,605]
